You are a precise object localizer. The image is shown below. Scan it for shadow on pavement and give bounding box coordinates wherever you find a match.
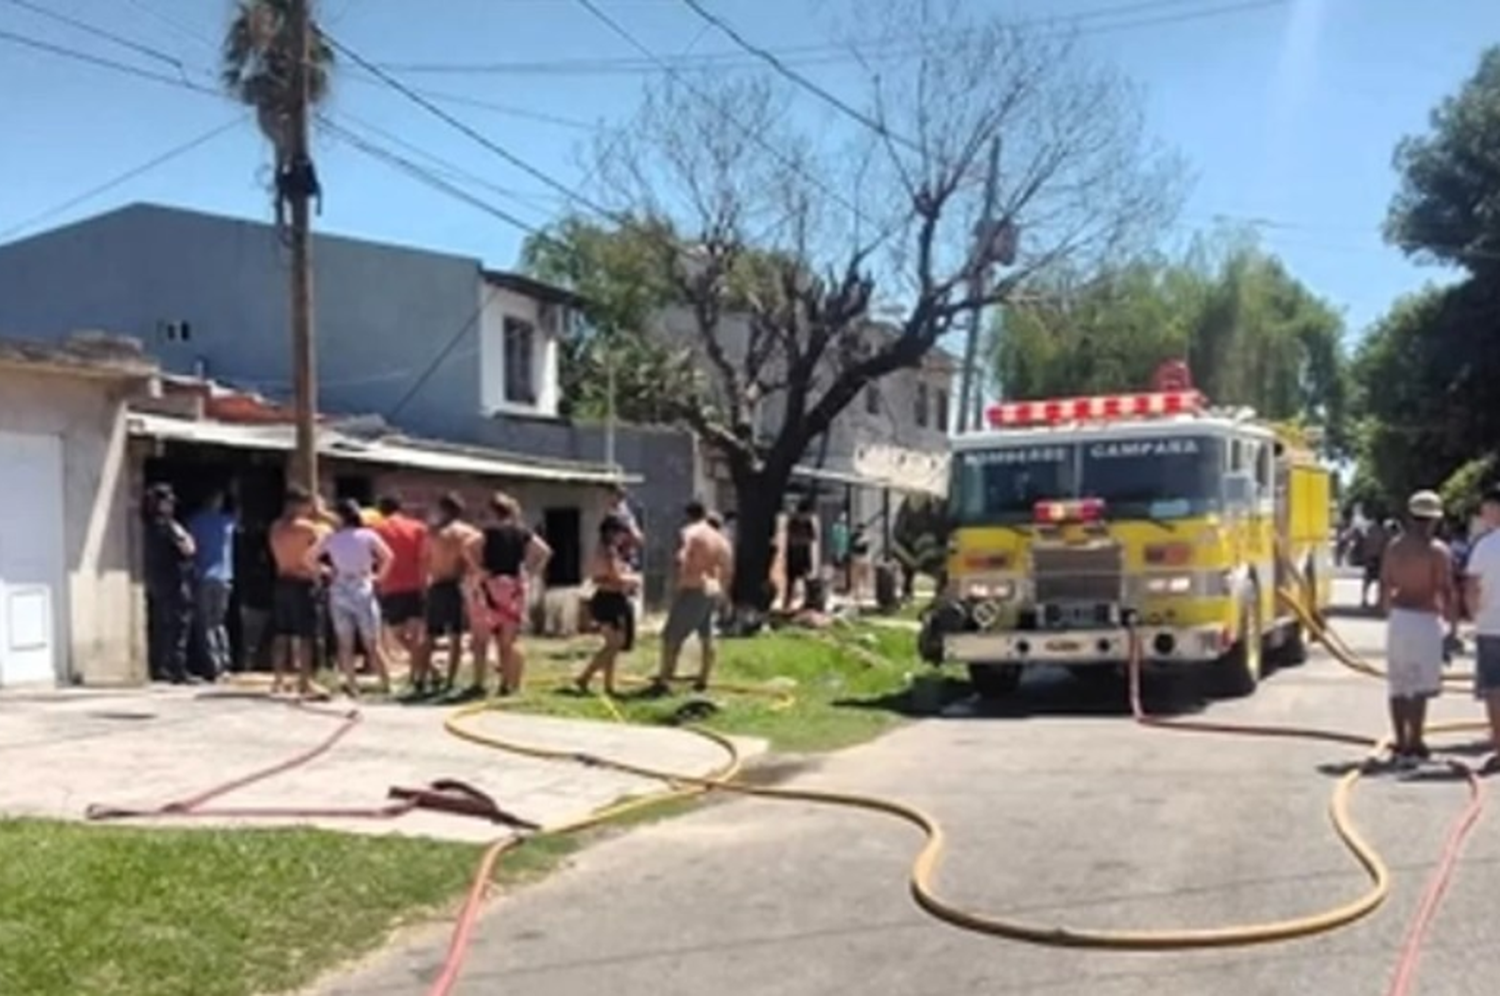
[835,667,1212,721]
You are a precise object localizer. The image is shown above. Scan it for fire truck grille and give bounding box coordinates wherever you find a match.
[1032,544,1125,605]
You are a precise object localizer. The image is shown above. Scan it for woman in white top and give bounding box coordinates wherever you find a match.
[310,499,394,696]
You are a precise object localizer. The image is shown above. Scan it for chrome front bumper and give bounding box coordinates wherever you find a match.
[943,624,1228,667]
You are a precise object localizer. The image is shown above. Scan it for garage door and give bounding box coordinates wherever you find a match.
[0,430,65,686]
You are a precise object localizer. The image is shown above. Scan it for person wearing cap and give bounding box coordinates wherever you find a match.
[1378,489,1457,766]
[142,484,197,684]
[1463,486,1500,773]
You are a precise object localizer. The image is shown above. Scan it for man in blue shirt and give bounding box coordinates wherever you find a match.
[189,489,238,678]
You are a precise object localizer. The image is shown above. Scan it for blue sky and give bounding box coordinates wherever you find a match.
[1,0,1496,337]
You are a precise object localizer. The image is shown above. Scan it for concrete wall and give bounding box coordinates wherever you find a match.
[0,204,493,442]
[0,367,138,684]
[474,416,700,605]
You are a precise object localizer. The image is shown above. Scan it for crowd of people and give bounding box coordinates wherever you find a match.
[1374,486,1500,772]
[141,479,733,703]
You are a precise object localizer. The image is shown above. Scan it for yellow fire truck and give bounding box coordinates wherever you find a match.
[918,378,1333,698]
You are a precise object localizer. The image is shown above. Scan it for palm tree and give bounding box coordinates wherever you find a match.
[221,0,334,179]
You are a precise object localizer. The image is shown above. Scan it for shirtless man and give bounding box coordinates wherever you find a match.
[268,485,328,697]
[651,499,734,694]
[424,492,480,693]
[1379,490,1457,765]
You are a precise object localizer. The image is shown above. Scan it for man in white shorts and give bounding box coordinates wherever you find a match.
[1379,490,1457,765]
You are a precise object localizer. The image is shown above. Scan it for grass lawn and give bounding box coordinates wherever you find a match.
[0,819,575,996]
[512,621,924,753]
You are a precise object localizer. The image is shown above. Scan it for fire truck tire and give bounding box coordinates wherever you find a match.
[1210,589,1263,698]
[1278,623,1310,667]
[968,663,1022,699]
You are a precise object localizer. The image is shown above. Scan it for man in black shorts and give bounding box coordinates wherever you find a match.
[424,493,476,692]
[268,486,326,697]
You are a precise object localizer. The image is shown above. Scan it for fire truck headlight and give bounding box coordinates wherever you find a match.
[961,578,1016,600]
[1147,575,1194,595]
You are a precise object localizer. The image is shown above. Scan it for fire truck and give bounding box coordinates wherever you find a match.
[918,369,1333,698]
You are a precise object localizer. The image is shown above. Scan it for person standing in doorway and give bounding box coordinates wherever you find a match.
[373,494,429,675]
[651,500,734,694]
[188,488,237,680]
[465,492,551,699]
[782,498,819,612]
[424,493,478,694]
[1464,486,1500,774]
[1379,490,1457,766]
[143,484,196,684]
[311,499,394,697]
[269,486,327,698]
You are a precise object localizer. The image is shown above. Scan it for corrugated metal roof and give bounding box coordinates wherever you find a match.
[127,412,638,486]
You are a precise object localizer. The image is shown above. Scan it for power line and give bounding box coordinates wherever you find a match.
[321,32,621,222]
[0,0,189,72]
[320,125,519,420]
[569,0,867,220]
[327,110,564,214]
[676,0,924,155]
[383,0,1287,76]
[0,117,246,242]
[0,27,220,95]
[118,0,223,54]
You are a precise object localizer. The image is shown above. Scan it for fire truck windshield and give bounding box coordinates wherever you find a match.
[951,435,1226,525]
[950,444,1078,525]
[1080,435,1226,519]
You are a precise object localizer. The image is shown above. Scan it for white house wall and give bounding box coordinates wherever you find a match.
[478,283,562,419]
[0,368,138,685]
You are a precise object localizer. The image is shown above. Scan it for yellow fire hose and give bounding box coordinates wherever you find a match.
[442,587,1487,958]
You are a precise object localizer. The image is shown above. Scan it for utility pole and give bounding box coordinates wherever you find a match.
[956,138,1003,434]
[604,336,618,475]
[284,0,319,495]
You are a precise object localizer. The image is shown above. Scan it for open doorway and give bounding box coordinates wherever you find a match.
[542,507,582,587]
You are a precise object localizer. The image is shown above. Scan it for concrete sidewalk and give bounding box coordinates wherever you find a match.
[0,686,763,844]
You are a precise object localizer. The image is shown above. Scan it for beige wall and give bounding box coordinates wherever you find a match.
[0,366,139,685]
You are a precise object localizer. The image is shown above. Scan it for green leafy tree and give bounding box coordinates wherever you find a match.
[1352,281,1500,507]
[1386,46,1500,274]
[996,237,1349,454]
[1354,47,1500,506]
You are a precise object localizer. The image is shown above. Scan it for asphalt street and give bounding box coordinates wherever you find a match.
[321,575,1498,996]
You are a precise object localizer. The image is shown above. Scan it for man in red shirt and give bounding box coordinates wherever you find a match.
[374,494,431,690]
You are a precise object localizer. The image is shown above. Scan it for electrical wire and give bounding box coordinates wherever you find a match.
[0,27,220,95]
[321,32,624,226]
[384,0,1282,76]
[0,116,247,242]
[0,0,189,72]
[568,0,868,221]
[676,0,924,155]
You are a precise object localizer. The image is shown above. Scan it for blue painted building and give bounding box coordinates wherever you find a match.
[0,203,698,604]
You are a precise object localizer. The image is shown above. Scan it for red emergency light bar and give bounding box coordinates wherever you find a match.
[1034,497,1106,525]
[986,390,1206,429]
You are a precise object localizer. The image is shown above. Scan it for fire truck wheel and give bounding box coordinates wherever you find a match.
[1277,623,1309,667]
[968,663,1022,699]
[1210,588,1263,698]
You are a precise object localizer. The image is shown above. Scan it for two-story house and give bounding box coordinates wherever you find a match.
[0,204,697,604]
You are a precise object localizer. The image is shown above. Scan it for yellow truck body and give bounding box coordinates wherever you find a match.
[919,393,1333,697]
